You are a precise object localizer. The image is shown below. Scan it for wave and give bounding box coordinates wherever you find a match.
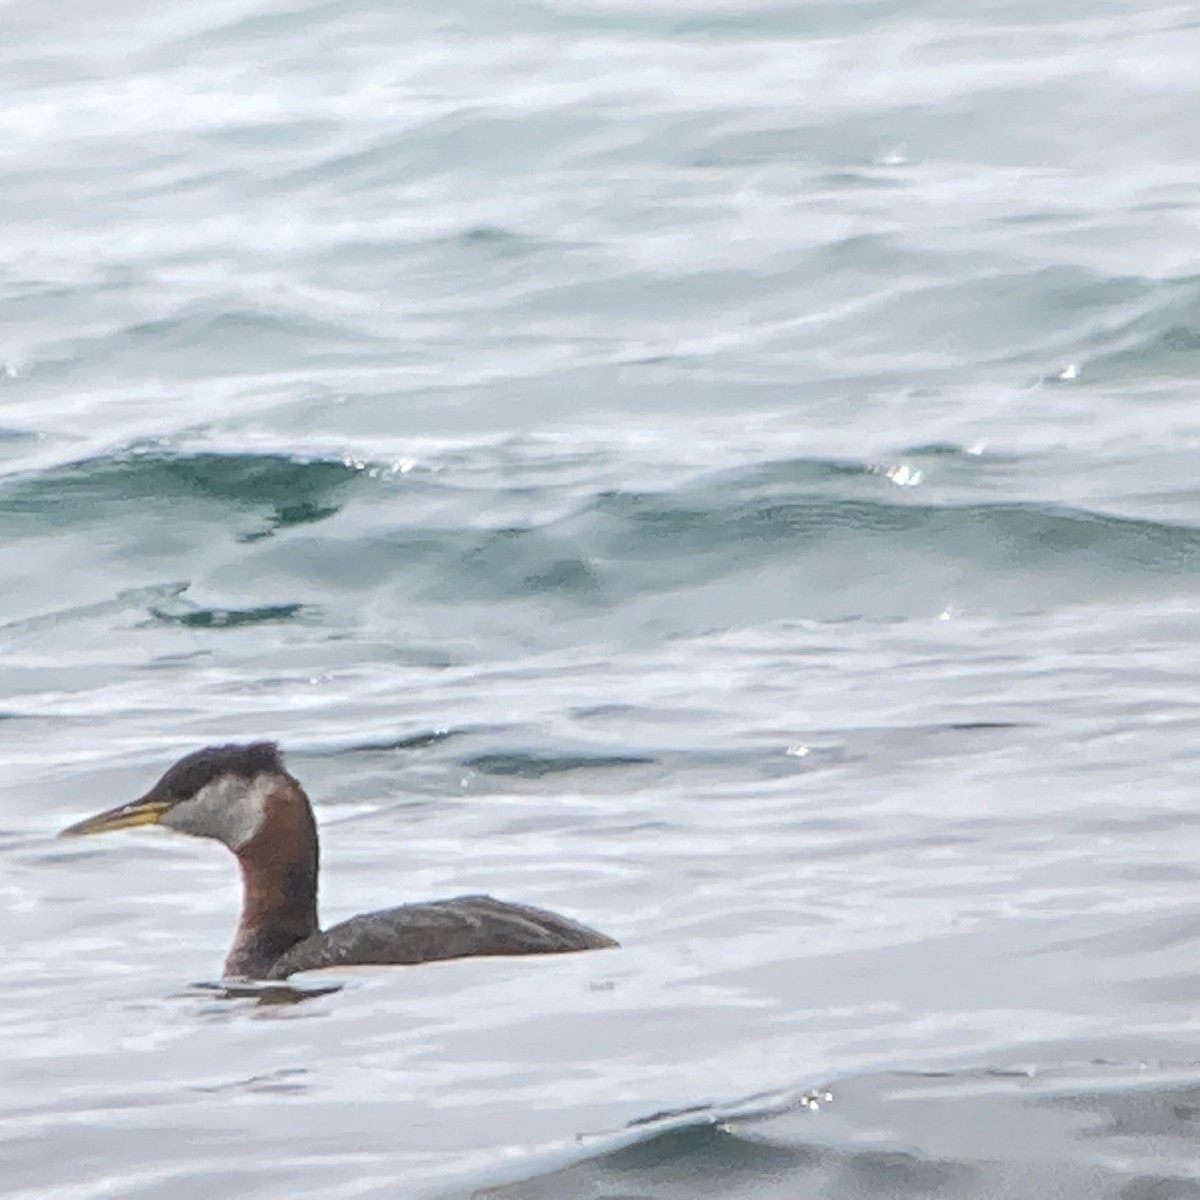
[464,750,657,778]
[464,1051,1200,1200]
[2,448,363,538]
[150,601,307,629]
[6,445,1200,635]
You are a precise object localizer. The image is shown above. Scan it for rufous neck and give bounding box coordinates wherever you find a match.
[222,775,320,978]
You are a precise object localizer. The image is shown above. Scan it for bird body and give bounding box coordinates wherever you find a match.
[268,894,616,979]
[59,742,616,979]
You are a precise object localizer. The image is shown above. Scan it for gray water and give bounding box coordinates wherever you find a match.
[5,1,1200,1196]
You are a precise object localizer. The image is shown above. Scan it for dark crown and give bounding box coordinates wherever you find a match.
[149,742,284,802]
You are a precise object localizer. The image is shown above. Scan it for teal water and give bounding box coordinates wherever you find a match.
[5,1,1200,1197]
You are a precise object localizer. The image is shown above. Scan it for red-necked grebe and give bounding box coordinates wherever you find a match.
[58,742,617,979]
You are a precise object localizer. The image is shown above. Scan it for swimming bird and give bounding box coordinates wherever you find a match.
[58,742,617,979]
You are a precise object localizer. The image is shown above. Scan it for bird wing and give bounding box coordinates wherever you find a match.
[267,894,616,977]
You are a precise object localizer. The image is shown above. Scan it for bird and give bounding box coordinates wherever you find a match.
[58,741,617,979]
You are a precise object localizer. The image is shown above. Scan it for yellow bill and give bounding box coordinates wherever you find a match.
[59,796,172,838]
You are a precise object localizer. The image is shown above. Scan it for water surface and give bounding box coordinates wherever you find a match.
[4,1,1200,1196]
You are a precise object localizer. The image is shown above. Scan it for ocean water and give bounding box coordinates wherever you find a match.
[4,0,1200,1196]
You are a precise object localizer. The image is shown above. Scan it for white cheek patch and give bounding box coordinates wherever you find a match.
[162,774,272,849]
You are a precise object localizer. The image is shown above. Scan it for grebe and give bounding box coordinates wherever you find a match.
[59,742,616,979]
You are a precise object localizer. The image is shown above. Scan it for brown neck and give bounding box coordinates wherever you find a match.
[223,776,320,979]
